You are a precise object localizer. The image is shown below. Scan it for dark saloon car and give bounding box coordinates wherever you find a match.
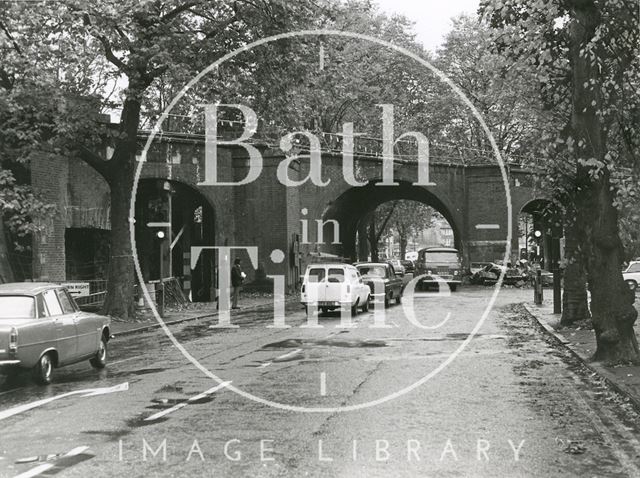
[355,262,404,307]
[0,283,111,384]
[401,260,415,274]
[471,262,528,286]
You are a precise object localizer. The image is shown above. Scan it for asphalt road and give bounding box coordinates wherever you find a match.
[1,286,639,477]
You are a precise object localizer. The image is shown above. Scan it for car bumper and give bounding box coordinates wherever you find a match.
[301,301,354,308]
[419,276,461,284]
[0,360,22,372]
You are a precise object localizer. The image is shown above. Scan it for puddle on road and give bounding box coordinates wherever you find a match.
[81,429,130,442]
[106,367,168,378]
[126,415,167,428]
[262,338,387,349]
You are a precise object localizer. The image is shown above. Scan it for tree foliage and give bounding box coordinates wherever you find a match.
[481,0,640,362]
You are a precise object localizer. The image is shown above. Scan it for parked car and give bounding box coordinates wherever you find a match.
[471,262,527,286]
[623,261,640,291]
[388,259,406,277]
[415,247,463,291]
[470,262,492,275]
[300,264,370,315]
[401,260,415,274]
[0,283,111,384]
[355,262,404,307]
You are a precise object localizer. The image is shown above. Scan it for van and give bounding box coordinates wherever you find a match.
[300,263,370,315]
[415,247,462,291]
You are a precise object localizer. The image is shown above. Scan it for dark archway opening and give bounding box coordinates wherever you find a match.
[135,179,216,302]
[322,181,461,262]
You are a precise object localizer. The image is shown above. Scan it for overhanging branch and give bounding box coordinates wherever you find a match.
[77,145,112,181]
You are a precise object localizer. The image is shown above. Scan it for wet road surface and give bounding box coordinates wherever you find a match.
[1,287,639,477]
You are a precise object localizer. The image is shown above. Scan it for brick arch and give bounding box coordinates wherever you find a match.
[519,198,554,215]
[135,178,217,302]
[321,180,463,260]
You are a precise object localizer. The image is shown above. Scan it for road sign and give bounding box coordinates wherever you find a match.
[63,282,90,297]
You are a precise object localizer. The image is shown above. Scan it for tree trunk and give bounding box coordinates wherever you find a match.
[357,219,369,261]
[561,217,589,325]
[368,215,379,262]
[399,233,408,260]
[569,1,639,363]
[0,220,15,283]
[99,93,141,320]
[101,172,136,319]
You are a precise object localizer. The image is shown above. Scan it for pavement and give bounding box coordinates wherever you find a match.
[524,298,640,411]
[109,292,298,337]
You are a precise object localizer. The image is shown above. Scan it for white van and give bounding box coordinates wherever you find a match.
[300,263,370,315]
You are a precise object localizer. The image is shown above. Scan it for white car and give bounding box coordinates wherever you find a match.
[623,261,640,291]
[300,263,370,315]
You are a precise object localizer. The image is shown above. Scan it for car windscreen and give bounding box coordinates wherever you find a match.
[627,263,640,273]
[0,296,36,319]
[307,268,326,282]
[424,252,459,263]
[357,266,386,278]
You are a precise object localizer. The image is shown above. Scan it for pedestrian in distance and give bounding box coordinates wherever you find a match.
[231,258,245,309]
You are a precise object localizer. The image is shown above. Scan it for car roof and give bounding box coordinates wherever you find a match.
[354,262,389,267]
[419,247,459,253]
[306,263,353,268]
[0,282,62,295]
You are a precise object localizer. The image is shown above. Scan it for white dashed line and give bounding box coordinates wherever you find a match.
[144,381,231,421]
[14,446,90,478]
[0,383,128,421]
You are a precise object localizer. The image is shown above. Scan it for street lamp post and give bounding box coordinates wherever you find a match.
[148,221,171,318]
[533,229,543,305]
[157,229,166,318]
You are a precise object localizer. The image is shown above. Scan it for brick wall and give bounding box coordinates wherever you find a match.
[31,152,69,281]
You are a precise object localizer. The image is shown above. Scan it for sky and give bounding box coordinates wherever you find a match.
[375,0,481,52]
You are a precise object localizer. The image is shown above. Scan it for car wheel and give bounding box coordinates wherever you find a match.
[351,299,359,317]
[90,336,108,369]
[450,284,458,292]
[33,352,53,385]
[384,294,390,308]
[362,296,370,312]
[626,280,637,292]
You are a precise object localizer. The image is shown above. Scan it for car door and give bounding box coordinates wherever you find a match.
[305,267,326,304]
[43,289,78,364]
[325,267,346,304]
[57,289,97,358]
[355,272,367,302]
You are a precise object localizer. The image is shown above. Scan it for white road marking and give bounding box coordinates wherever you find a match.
[14,446,89,478]
[475,224,501,229]
[144,381,231,422]
[272,348,303,362]
[0,383,129,422]
[110,356,140,366]
[320,372,327,396]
